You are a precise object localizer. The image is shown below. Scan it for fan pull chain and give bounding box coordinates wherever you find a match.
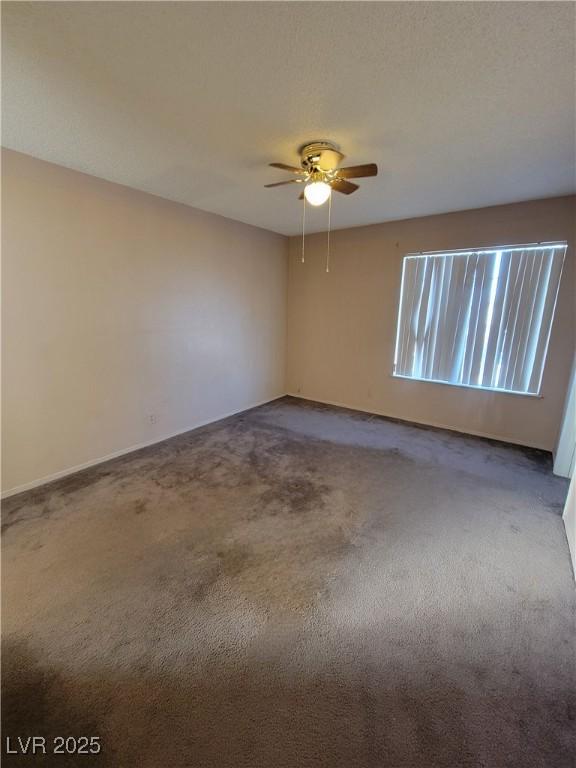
[326,191,332,273]
[301,195,306,263]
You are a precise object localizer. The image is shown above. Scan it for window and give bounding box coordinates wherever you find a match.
[393,243,566,396]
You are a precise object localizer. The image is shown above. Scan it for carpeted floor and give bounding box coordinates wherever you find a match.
[2,396,574,767]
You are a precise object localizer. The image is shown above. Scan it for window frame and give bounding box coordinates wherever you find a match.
[391,241,567,398]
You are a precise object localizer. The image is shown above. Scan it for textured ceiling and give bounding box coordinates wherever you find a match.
[3,2,575,235]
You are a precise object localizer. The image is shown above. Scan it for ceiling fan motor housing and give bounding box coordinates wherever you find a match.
[299,141,343,173]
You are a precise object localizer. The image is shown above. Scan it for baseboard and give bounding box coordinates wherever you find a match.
[2,394,286,499]
[285,392,551,452]
[3,391,551,499]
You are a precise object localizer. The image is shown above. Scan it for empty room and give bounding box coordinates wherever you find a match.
[2,2,575,766]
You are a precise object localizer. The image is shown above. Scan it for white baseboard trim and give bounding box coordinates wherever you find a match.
[2,394,286,500]
[3,391,550,499]
[285,392,550,452]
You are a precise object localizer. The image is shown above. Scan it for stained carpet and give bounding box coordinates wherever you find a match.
[2,397,574,767]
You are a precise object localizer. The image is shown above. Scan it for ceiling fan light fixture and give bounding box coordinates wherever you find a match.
[304,181,331,206]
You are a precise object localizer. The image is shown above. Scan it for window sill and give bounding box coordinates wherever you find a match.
[391,373,543,399]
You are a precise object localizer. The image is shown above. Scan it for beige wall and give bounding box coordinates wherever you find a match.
[2,150,288,494]
[286,197,576,451]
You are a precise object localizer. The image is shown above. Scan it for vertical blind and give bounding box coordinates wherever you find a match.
[393,243,566,395]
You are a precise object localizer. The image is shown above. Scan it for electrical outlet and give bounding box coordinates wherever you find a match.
[148,414,157,424]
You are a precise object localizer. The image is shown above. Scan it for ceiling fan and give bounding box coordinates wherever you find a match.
[265,141,378,206]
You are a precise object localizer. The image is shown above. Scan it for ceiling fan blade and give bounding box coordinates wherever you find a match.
[298,192,304,200]
[331,179,359,195]
[269,162,302,173]
[337,163,378,179]
[264,179,300,188]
